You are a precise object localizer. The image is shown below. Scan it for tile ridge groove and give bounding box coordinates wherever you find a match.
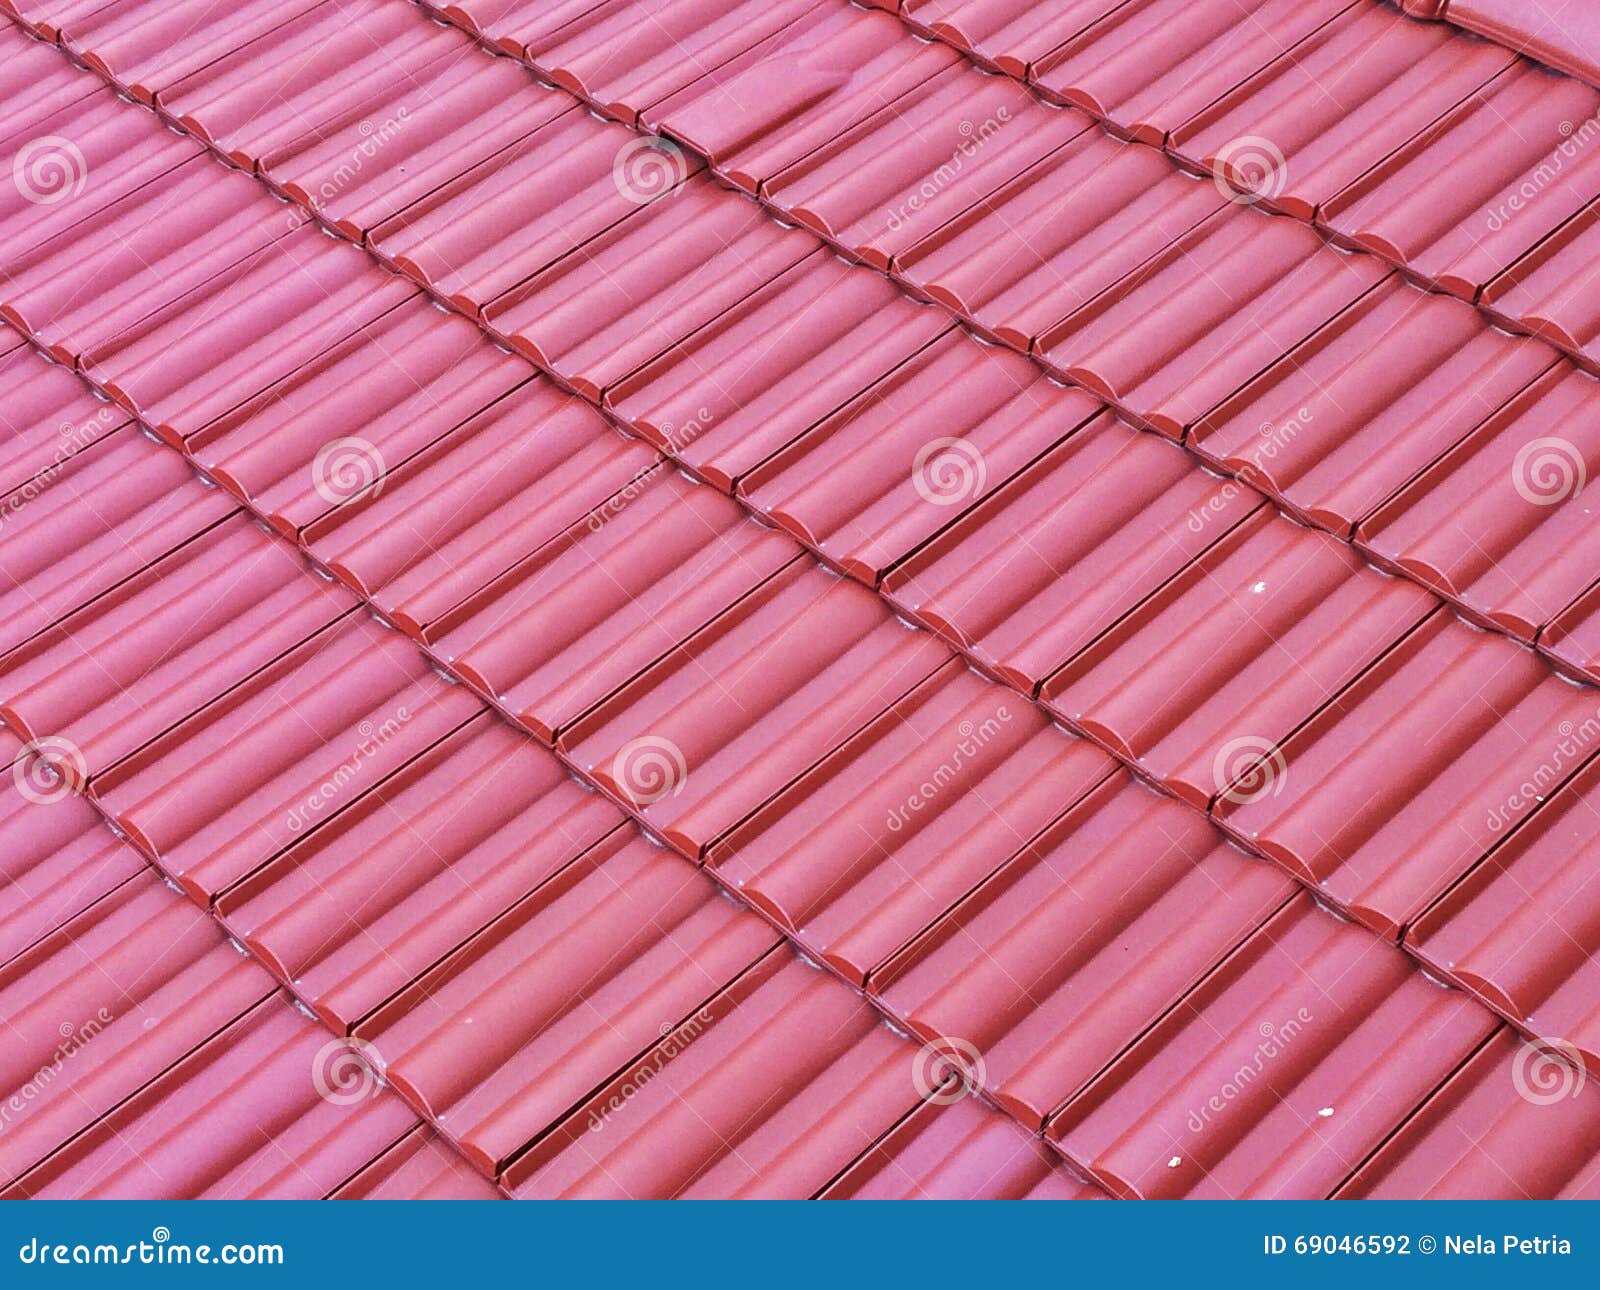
[6,7,1594,1179]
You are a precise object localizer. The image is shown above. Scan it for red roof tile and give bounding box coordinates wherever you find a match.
[0,732,144,970]
[882,413,1265,692]
[1168,5,1515,221]
[335,1126,503,1200]
[0,873,274,1188]
[608,252,951,490]
[504,950,929,1198]
[1043,511,1437,807]
[564,562,951,858]
[1319,59,1600,298]
[1447,0,1600,90]
[1216,611,1600,936]
[1030,0,1355,143]
[764,65,1090,269]
[433,469,799,742]
[824,1097,1104,1199]
[877,773,1294,1126]
[1034,211,1388,437]
[1358,363,1600,637]
[711,660,1116,982]
[740,331,1101,584]
[359,832,778,1176]
[0,333,125,496]
[1048,895,1497,1198]
[1482,202,1600,366]
[1407,753,1600,1067]
[895,129,1223,348]
[217,713,622,1032]
[9,995,417,1199]
[483,177,815,401]
[0,516,355,786]
[0,428,232,659]
[1190,278,1558,536]
[1341,1029,1599,1199]
[642,2,960,195]
[301,385,657,638]
[899,0,1120,78]
[90,613,483,901]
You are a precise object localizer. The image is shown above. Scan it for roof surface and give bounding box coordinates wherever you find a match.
[0,0,1598,1200]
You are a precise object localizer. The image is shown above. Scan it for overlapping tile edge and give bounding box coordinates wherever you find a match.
[0,0,1593,1203]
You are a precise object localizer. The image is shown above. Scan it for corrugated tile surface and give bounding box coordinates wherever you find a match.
[0,332,126,496]
[1168,4,1515,221]
[433,469,799,741]
[824,1097,1104,1199]
[0,732,144,970]
[218,713,622,1033]
[359,832,778,1176]
[1191,278,1558,535]
[877,773,1295,1126]
[1482,203,1600,367]
[1216,611,1600,937]
[1407,754,1600,1066]
[505,950,930,1198]
[1048,895,1498,1198]
[1341,1030,1599,1199]
[711,660,1117,982]
[1358,363,1600,637]
[564,562,951,858]
[1319,59,1600,298]
[90,613,483,901]
[8,995,417,1199]
[0,872,274,1187]
[1043,511,1436,805]
[883,413,1265,692]
[1447,0,1600,89]
[335,1126,503,1200]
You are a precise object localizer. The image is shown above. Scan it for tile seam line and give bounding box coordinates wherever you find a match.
[403,0,1600,647]
[15,4,1590,658]
[6,11,1589,1161]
